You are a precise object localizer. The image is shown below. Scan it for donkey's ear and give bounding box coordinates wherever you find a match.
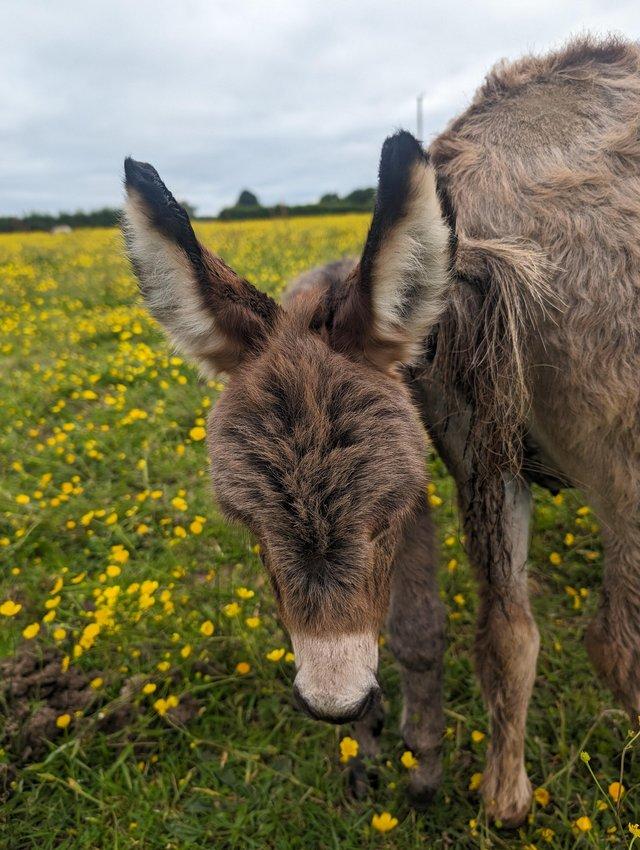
[331,131,451,370]
[123,158,280,376]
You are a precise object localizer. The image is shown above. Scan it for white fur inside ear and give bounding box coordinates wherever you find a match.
[372,163,450,360]
[123,192,222,377]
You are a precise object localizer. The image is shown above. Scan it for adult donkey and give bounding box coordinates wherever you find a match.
[123,37,640,826]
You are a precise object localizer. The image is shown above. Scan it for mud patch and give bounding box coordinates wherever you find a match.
[0,645,102,764]
[0,645,202,779]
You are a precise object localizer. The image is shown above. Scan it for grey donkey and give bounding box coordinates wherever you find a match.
[284,36,640,826]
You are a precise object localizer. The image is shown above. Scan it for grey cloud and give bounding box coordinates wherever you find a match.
[1,0,639,215]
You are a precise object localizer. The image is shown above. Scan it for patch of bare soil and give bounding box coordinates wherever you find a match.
[0,646,101,766]
[0,645,202,792]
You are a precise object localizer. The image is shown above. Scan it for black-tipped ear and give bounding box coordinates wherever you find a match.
[122,158,280,376]
[372,131,429,231]
[331,131,451,370]
[124,157,205,275]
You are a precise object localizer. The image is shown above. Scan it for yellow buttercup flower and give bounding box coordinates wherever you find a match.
[609,781,625,802]
[236,662,250,675]
[200,620,214,636]
[469,772,483,791]
[23,622,40,639]
[371,812,398,833]
[0,600,22,617]
[534,787,550,806]
[575,816,592,832]
[400,750,418,769]
[189,426,206,441]
[154,698,169,716]
[56,713,72,729]
[265,648,285,662]
[339,737,359,763]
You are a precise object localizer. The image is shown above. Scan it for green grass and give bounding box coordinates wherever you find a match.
[0,218,638,849]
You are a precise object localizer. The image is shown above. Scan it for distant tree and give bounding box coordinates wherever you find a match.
[236,189,260,207]
[319,193,340,205]
[0,207,121,233]
[179,200,197,218]
[344,187,375,207]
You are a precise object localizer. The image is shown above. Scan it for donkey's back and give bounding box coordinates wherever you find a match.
[431,37,640,509]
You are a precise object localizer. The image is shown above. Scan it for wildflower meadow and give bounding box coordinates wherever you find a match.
[0,216,638,848]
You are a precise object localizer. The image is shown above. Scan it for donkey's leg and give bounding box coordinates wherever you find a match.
[348,700,385,798]
[462,475,538,827]
[585,523,640,721]
[388,496,446,808]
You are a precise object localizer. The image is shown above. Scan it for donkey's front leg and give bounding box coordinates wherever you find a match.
[348,700,385,798]
[463,475,538,827]
[388,496,446,808]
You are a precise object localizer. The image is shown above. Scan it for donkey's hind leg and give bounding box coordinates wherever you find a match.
[586,521,640,722]
[387,495,446,808]
[462,475,538,828]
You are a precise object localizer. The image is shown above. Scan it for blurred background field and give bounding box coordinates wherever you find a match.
[0,217,637,849]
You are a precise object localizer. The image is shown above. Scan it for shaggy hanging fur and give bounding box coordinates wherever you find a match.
[430,35,640,482]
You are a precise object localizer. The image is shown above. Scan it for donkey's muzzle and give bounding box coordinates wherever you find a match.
[293,682,381,725]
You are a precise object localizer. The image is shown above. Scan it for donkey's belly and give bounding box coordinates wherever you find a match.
[522,431,570,493]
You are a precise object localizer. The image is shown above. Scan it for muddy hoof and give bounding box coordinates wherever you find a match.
[483,772,532,829]
[406,782,438,811]
[347,758,378,799]
[488,806,530,830]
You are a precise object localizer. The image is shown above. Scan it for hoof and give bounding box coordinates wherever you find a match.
[347,758,378,800]
[406,763,442,812]
[482,770,532,829]
[406,782,438,811]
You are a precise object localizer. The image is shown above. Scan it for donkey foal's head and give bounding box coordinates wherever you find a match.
[123,132,450,723]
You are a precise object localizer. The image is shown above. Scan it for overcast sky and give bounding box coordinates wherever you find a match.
[1,0,639,216]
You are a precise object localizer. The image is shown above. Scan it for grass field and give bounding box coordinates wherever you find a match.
[0,216,638,849]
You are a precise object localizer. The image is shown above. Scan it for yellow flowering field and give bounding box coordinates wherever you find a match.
[0,218,638,848]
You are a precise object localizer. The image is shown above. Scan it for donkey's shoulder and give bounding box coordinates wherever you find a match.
[479,35,640,104]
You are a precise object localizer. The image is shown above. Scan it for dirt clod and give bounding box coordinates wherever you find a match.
[0,645,100,763]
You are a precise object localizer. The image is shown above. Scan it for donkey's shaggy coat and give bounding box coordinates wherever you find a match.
[123,36,640,827]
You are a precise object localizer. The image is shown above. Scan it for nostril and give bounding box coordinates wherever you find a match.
[292,684,381,725]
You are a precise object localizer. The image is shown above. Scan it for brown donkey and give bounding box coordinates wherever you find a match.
[123,36,640,827]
